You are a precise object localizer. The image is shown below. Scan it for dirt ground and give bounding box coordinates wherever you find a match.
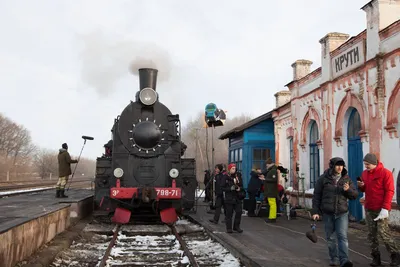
[14,217,94,267]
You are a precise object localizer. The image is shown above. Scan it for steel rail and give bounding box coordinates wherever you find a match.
[170,224,200,267]
[98,224,121,267]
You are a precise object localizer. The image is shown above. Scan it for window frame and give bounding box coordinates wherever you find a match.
[252,147,271,170]
[289,137,294,187]
[229,147,243,172]
[309,121,320,189]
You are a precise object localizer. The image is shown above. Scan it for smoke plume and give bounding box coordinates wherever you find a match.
[77,30,172,96]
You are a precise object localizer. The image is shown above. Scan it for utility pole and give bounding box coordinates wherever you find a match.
[194,128,205,172]
[195,128,198,163]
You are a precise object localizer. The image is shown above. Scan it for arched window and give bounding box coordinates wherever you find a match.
[289,137,294,187]
[348,109,361,139]
[309,120,320,188]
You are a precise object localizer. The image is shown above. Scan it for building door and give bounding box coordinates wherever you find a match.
[347,108,363,222]
[309,121,320,189]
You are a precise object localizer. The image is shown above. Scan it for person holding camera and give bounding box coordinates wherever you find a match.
[221,163,245,233]
[311,157,358,267]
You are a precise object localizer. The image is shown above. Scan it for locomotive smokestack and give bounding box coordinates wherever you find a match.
[139,68,158,91]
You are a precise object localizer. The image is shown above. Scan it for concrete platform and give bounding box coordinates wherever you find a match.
[0,189,93,267]
[188,204,400,267]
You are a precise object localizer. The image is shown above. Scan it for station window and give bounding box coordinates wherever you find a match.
[289,137,294,187]
[252,148,271,170]
[229,148,242,172]
[309,121,320,189]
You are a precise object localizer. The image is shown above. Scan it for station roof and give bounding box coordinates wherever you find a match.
[219,111,273,140]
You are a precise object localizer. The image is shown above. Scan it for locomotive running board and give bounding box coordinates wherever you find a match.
[99,196,133,224]
[160,207,178,225]
[99,196,177,224]
[112,207,131,224]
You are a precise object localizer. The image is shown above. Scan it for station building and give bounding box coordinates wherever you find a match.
[219,112,275,190]
[221,0,400,224]
[273,0,400,223]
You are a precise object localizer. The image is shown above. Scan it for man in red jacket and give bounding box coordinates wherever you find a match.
[358,153,400,266]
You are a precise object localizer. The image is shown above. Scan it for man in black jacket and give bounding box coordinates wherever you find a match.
[209,164,226,224]
[311,157,358,267]
[247,168,265,216]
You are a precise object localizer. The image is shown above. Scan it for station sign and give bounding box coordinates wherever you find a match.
[331,40,365,79]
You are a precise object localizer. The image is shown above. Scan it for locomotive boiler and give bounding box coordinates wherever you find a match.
[93,68,198,224]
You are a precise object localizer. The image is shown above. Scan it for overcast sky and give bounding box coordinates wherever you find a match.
[0,0,369,159]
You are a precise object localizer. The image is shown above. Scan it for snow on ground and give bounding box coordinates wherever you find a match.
[196,189,205,198]
[50,220,244,266]
[107,231,185,266]
[184,238,242,267]
[305,188,314,194]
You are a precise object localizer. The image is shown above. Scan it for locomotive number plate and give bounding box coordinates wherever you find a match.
[156,189,180,197]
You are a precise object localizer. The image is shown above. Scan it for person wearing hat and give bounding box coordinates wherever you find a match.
[311,157,358,267]
[263,158,279,222]
[56,143,78,198]
[357,153,400,266]
[209,164,226,224]
[103,139,113,157]
[221,163,245,233]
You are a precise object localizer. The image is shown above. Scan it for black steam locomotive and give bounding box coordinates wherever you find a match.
[93,68,198,224]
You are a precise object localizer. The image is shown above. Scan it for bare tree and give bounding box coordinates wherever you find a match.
[181,111,252,181]
[0,113,97,181]
[0,114,36,179]
[33,148,59,179]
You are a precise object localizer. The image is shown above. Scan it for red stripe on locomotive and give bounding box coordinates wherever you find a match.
[110,178,181,200]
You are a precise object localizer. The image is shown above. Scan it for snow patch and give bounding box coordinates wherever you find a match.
[305,188,314,194]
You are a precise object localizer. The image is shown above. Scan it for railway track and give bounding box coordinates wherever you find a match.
[49,219,243,267]
[0,178,94,198]
[0,178,94,191]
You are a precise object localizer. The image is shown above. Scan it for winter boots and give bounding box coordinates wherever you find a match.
[390,253,400,266]
[60,189,68,198]
[369,252,381,266]
[55,189,68,198]
[370,252,400,266]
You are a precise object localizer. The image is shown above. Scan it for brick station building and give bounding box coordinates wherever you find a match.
[273,0,400,223]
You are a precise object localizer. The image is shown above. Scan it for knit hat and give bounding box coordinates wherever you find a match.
[215,164,223,172]
[363,153,378,165]
[62,143,68,149]
[228,163,236,171]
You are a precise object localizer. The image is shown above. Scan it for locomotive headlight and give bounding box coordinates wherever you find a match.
[114,168,124,178]
[139,87,157,106]
[169,168,179,179]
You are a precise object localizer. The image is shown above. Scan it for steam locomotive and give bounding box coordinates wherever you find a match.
[93,68,198,224]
